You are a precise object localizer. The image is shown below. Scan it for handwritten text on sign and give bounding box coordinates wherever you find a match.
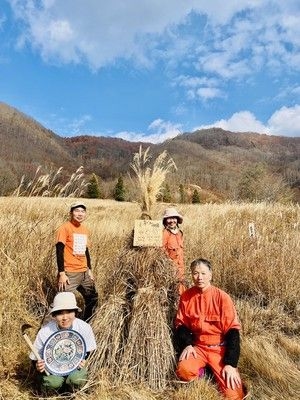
[133,220,163,247]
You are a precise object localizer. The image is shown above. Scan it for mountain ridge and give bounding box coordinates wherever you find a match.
[0,102,299,201]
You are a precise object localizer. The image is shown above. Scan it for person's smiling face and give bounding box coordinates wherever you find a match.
[54,310,76,329]
[165,216,178,229]
[71,207,86,224]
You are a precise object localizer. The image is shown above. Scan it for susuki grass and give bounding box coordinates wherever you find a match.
[0,197,299,399]
[130,146,176,216]
[13,166,88,197]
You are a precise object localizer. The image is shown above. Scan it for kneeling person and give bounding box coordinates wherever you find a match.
[29,292,97,393]
[174,258,245,400]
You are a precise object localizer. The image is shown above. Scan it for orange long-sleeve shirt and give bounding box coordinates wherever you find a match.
[175,285,241,346]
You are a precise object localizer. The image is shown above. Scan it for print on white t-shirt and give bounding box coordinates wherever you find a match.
[73,234,87,255]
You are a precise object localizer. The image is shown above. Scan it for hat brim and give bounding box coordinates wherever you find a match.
[70,204,86,211]
[163,215,183,224]
[48,306,82,315]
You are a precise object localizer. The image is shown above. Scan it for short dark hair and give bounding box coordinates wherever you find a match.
[52,309,78,317]
[70,205,86,212]
[190,258,212,271]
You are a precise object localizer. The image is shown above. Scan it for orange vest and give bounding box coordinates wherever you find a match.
[175,285,241,346]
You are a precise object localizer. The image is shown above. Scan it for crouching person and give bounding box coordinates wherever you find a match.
[174,258,245,400]
[29,292,97,394]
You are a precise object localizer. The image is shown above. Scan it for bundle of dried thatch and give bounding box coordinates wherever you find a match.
[89,246,179,390]
[117,286,175,390]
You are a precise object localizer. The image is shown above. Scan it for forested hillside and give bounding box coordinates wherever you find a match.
[0,102,299,202]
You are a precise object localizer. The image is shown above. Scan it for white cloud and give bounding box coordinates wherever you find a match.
[268,105,300,136]
[194,87,224,100]
[193,106,300,137]
[5,0,300,139]
[7,0,299,75]
[74,107,300,141]
[115,118,182,144]
[175,75,224,101]
[46,107,300,140]
[194,111,270,134]
[48,19,74,42]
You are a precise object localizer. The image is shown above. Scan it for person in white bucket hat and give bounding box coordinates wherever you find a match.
[48,291,82,314]
[55,202,98,321]
[29,292,96,394]
[162,207,186,294]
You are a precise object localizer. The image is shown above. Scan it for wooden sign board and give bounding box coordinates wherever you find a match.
[133,220,163,247]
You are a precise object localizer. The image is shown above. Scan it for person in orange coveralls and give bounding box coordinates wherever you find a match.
[174,258,245,400]
[162,207,185,294]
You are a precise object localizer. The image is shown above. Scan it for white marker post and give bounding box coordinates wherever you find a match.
[248,222,256,239]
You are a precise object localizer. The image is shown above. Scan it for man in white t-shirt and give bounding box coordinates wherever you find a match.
[30,292,97,394]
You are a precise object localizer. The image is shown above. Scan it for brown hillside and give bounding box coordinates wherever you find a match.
[0,102,77,194]
[64,135,151,179]
[158,129,300,200]
[0,102,299,201]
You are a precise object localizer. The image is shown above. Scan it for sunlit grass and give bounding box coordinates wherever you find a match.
[0,197,299,399]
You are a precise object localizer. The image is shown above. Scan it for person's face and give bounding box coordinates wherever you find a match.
[165,216,178,229]
[191,263,212,291]
[54,310,76,329]
[71,207,86,223]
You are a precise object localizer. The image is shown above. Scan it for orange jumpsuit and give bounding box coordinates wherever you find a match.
[163,228,185,294]
[175,286,245,400]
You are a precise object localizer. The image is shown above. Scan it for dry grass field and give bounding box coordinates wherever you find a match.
[0,197,299,400]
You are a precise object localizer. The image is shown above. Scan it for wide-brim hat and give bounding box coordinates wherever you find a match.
[162,207,183,224]
[70,201,86,212]
[49,292,82,315]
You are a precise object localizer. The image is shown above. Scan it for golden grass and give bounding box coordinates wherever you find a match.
[13,166,88,197]
[0,197,299,399]
[130,146,176,215]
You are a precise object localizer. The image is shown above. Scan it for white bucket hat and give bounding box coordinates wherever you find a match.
[49,292,82,314]
[162,207,183,224]
[70,202,86,212]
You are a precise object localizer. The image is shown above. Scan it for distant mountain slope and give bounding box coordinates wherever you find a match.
[159,129,300,201]
[0,102,299,201]
[0,102,77,189]
[64,135,151,179]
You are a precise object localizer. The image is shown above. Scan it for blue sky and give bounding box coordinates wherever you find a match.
[1,0,300,143]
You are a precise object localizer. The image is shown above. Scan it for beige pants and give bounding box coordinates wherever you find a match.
[64,271,98,321]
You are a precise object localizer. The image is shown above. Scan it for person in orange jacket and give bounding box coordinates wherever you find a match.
[174,258,245,400]
[162,207,186,294]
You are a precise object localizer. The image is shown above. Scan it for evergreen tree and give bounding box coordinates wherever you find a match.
[237,165,260,201]
[191,189,201,204]
[179,183,186,203]
[162,183,172,203]
[86,173,102,198]
[114,175,126,201]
